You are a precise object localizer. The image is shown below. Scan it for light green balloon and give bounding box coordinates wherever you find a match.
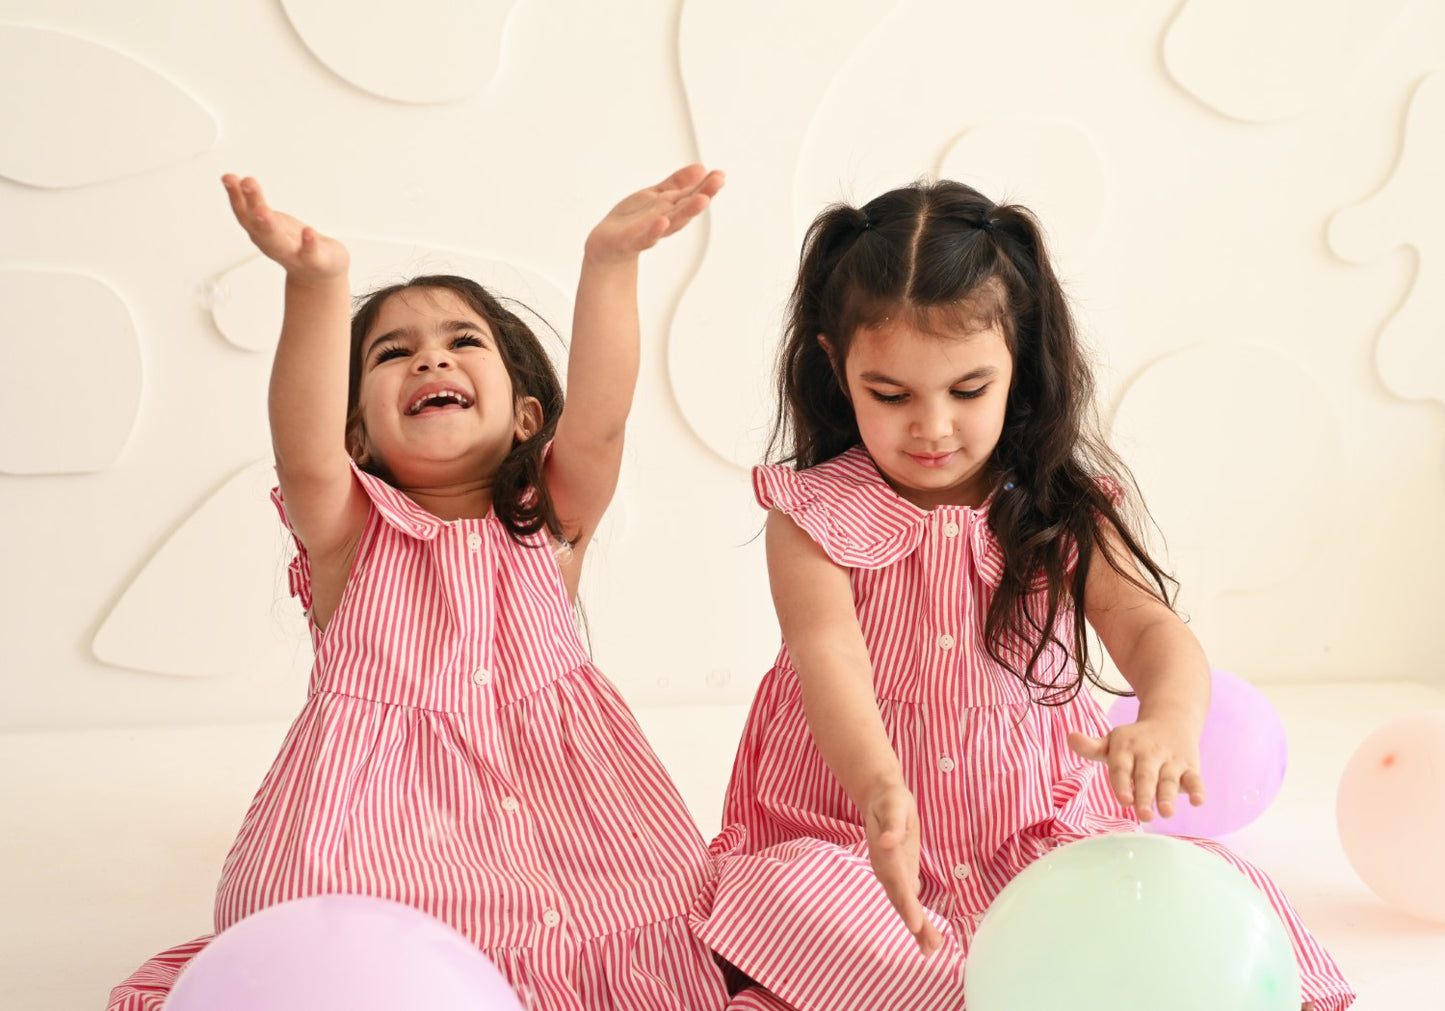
[964,833,1300,1011]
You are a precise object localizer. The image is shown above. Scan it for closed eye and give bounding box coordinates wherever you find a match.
[373,343,409,364]
[868,390,907,404]
[952,385,989,400]
[451,333,486,350]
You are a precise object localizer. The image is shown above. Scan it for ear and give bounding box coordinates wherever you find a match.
[513,395,544,442]
[816,333,850,399]
[346,421,372,468]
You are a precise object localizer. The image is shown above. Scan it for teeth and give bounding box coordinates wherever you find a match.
[408,390,472,415]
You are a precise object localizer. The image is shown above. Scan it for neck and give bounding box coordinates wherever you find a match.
[395,476,497,520]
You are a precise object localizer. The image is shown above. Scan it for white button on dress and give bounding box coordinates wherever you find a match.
[937,633,955,651]
[472,667,492,687]
[500,796,520,813]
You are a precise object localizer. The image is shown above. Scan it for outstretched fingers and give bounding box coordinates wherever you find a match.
[656,171,725,238]
[1155,765,1181,818]
[867,791,943,957]
[653,162,711,194]
[220,174,348,280]
[584,165,725,263]
[1068,730,1139,812]
[1180,768,1206,807]
[222,174,274,232]
[1131,756,1163,821]
[872,833,943,955]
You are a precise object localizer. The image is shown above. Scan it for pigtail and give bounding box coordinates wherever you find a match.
[770,205,876,468]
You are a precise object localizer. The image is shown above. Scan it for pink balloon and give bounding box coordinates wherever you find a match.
[1106,667,1286,837]
[164,895,522,1011]
[1337,709,1445,922]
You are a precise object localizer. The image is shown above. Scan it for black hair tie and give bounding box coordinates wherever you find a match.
[978,217,995,234]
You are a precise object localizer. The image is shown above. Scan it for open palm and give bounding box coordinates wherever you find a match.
[222,174,349,282]
[584,163,725,265]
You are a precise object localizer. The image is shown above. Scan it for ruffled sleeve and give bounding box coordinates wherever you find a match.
[270,484,313,615]
[752,447,927,570]
[270,463,456,614]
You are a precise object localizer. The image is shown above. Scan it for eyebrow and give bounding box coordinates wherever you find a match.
[859,365,998,386]
[363,319,488,361]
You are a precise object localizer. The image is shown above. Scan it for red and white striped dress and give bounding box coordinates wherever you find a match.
[689,446,1354,1011]
[109,467,727,1011]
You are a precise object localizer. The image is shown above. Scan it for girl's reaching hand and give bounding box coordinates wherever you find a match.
[1067,718,1206,822]
[222,174,349,283]
[584,164,725,266]
[864,783,944,957]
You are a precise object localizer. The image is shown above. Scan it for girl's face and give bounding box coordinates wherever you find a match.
[355,287,539,487]
[834,316,1013,510]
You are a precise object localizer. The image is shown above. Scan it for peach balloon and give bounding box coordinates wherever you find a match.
[1336,709,1445,923]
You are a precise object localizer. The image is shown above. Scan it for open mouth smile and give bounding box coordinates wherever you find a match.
[406,387,474,415]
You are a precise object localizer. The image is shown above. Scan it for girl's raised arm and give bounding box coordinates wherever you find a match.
[222,175,367,563]
[766,509,944,957]
[546,165,723,553]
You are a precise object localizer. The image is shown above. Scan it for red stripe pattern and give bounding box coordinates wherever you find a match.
[690,446,1354,1011]
[109,466,726,1010]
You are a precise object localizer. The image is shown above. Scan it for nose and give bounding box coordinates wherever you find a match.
[410,348,453,373]
[911,400,953,442]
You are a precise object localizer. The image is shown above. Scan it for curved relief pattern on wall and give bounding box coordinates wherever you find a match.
[1110,343,1341,593]
[93,460,313,680]
[937,122,1108,270]
[280,0,518,103]
[671,0,903,469]
[0,271,142,474]
[1329,71,1445,405]
[1162,0,1409,123]
[0,26,216,188]
[210,240,573,369]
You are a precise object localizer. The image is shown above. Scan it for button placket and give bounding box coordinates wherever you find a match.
[453,522,497,702]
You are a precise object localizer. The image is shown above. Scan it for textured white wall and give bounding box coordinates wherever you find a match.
[2,0,1442,732]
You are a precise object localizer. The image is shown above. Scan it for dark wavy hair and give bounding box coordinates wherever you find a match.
[771,179,1176,703]
[346,275,565,544]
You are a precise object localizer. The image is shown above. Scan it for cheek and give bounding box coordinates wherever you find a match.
[851,404,896,448]
[967,400,1009,445]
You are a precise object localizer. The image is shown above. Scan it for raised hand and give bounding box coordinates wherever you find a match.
[584,163,725,266]
[222,174,349,283]
[1068,718,1206,822]
[864,782,944,956]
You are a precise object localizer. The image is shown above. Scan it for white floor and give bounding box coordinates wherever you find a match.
[2,682,1442,1010]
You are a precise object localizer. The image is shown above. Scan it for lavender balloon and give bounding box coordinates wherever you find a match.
[1107,668,1286,838]
[164,895,523,1011]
